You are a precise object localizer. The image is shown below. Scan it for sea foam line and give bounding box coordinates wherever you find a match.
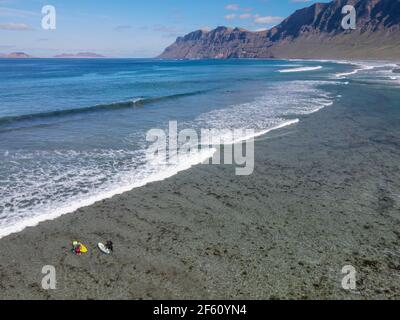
[278,66,323,73]
[335,64,375,79]
[0,148,216,239]
[230,119,299,145]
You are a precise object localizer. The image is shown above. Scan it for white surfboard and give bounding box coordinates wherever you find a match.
[98,242,111,255]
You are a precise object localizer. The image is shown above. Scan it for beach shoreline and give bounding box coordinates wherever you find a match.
[0,73,399,299]
[2,58,398,241]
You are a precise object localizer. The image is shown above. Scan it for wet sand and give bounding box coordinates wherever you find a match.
[0,81,399,300]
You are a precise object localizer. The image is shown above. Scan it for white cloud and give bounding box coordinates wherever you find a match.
[225,4,240,11]
[0,7,37,17]
[0,23,31,30]
[239,13,252,19]
[224,5,281,25]
[225,14,237,20]
[225,4,252,12]
[253,15,284,25]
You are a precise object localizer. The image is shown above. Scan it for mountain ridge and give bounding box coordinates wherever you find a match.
[159,0,400,60]
[53,52,106,58]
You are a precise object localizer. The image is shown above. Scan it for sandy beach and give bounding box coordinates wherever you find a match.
[0,77,400,300]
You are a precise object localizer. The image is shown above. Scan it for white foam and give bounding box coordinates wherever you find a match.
[335,63,376,79]
[335,62,400,86]
[0,116,304,239]
[196,80,335,133]
[275,64,303,68]
[0,148,217,239]
[132,97,145,104]
[231,119,300,144]
[0,79,337,239]
[278,66,323,73]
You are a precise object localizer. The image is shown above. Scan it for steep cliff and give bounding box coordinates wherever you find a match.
[159,0,400,60]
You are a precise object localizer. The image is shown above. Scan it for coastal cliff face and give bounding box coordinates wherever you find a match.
[159,0,400,60]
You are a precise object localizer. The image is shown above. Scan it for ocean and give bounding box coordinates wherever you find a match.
[0,58,398,238]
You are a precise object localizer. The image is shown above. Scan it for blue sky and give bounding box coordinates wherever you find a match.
[0,0,329,57]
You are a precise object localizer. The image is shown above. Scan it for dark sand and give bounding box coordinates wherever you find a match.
[0,81,399,300]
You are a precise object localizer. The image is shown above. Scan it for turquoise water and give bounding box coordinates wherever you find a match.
[0,58,397,237]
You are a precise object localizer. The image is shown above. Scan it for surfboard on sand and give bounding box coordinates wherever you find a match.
[72,241,88,254]
[98,242,111,255]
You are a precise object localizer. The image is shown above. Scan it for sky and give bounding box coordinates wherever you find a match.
[0,0,330,57]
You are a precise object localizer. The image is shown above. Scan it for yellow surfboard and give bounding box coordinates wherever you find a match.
[80,244,88,253]
[72,241,88,254]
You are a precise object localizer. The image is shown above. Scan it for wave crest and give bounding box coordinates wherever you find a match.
[278,66,323,73]
[0,90,208,126]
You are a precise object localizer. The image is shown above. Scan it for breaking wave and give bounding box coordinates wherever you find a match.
[278,66,323,73]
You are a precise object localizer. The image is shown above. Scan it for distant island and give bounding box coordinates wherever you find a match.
[53,52,106,58]
[159,0,400,60]
[0,52,106,59]
[0,52,33,59]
